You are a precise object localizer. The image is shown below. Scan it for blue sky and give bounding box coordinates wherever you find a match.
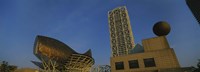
[0,0,200,68]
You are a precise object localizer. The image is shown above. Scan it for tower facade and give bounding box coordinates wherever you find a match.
[108,6,135,57]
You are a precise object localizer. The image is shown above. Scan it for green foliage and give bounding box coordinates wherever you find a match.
[197,59,200,68]
[0,61,17,72]
[192,59,200,72]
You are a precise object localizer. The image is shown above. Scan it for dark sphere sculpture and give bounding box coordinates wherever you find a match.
[153,21,171,36]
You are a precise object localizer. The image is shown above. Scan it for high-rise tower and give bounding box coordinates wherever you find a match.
[186,0,200,24]
[108,6,135,57]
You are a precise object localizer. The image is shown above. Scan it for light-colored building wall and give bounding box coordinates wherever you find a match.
[142,36,170,52]
[110,36,180,72]
[110,48,180,72]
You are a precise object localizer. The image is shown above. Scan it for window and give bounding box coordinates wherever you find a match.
[129,60,139,69]
[144,58,156,67]
[115,61,124,70]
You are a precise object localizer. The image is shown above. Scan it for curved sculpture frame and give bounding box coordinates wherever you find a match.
[32,35,95,72]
